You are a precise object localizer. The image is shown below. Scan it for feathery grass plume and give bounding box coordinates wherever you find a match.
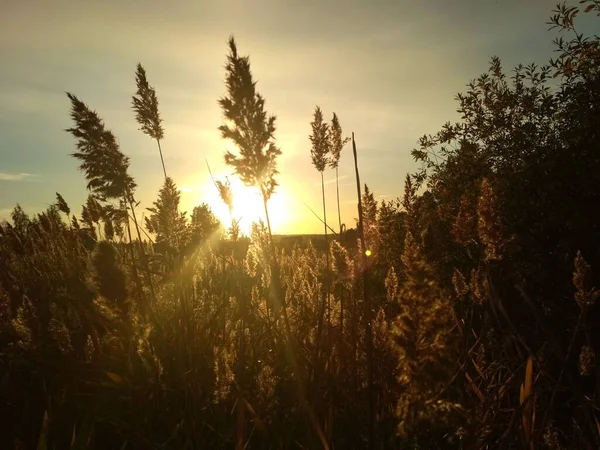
[328,112,350,234]
[91,241,128,312]
[145,177,188,253]
[132,64,164,141]
[103,215,115,241]
[103,204,127,240]
[132,63,167,178]
[385,266,399,302]
[80,205,94,235]
[66,92,150,305]
[66,93,137,202]
[361,185,379,258]
[391,232,460,439]
[206,160,238,240]
[71,215,80,230]
[452,195,476,247]
[214,176,239,240]
[579,345,595,376]
[11,295,36,351]
[55,192,70,217]
[86,195,104,239]
[401,174,418,235]
[328,113,349,169]
[48,304,73,355]
[573,250,600,310]
[218,36,281,242]
[452,268,469,297]
[189,203,221,248]
[85,195,102,223]
[310,106,330,172]
[477,178,504,260]
[37,210,52,234]
[216,178,234,216]
[470,266,487,303]
[310,106,332,330]
[330,239,353,284]
[11,204,30,231]
[579,345,596,376]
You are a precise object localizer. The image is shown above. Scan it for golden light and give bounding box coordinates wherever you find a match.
[365,249,372,257]
[199,176,292,236]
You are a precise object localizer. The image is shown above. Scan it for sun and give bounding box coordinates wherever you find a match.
[202,176,291,236]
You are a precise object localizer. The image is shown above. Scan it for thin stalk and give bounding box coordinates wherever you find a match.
[321,171,330,329]
[339,284,344,362]
[123,200,144,306]
[94,222,101,241]
[335,166,344,366]
[128,197,157,306]
[300,200,338,235]
[260,187,274,321]
[321,169,332,446]
[237,287,247,450]
[335,166,342,236]
[335,165,344,370]
[232,203,247,450]
[130,213,155,244]
[312,288,326,441]
[156,138,167,179]
[261,188,274,247]
[352,132,374,450]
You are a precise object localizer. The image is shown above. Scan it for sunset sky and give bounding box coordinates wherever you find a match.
[0,0,592,234]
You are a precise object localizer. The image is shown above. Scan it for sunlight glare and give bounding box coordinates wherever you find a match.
[201,176,291,236]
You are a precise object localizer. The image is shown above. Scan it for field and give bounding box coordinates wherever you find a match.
[1,2,600,449]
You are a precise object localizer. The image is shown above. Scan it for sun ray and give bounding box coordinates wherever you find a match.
[191,176,290,236]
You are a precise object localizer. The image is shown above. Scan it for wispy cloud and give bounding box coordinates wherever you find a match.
[0,86,64,118]
[0,172,40,181]
[313,174,352,187]
[324,174,349,186]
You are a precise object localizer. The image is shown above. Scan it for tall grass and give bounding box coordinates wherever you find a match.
[2,3,600,448]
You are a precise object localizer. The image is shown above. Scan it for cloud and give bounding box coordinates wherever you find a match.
[313,174,351,187]
[0,172,40,181]
[324,174,350,186]
[0,86,65,118]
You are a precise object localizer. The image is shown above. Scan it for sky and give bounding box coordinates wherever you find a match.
[0,0,593,234]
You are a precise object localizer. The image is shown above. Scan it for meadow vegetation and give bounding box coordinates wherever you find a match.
[1,2,600,448]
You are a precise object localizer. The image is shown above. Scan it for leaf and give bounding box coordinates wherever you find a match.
[37,411,49,450]
[520,356,535,448]
[70,415,94,450]
[244,397,267,433]
[584,4,595,12]
[106,372,124,384]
